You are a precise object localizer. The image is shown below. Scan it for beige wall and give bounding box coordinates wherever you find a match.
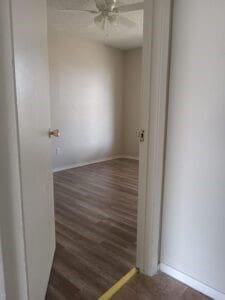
[48,30,125,170]
[123,48,142,158]
[161,0,225,295]
[48,27,142,170]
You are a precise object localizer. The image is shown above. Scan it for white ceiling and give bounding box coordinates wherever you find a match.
[47,0,143,50]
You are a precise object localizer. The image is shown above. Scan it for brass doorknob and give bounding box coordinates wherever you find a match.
[49,129,60,138]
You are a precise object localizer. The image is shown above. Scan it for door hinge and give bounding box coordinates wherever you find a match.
[138,129,145,143]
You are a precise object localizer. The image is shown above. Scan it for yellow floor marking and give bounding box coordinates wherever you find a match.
[98,267,138,300]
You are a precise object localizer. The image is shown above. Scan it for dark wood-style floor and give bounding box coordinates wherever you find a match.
[46,158,138,299]
[112,273,210,300]
[46,158,209,300]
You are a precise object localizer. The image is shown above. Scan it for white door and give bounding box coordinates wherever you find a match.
[10,0,55,299]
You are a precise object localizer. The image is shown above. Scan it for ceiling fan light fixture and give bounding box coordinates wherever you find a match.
[57,0,141,32]
[94,10,118,30]
[106,0,117,12]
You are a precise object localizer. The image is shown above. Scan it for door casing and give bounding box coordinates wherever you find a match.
[137,0,173,276]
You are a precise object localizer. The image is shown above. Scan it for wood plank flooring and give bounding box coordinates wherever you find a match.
[112,273,211,300]
[46,158,138,299]
[46,158,209,300]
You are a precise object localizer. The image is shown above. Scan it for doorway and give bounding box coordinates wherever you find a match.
[46,0,143,298]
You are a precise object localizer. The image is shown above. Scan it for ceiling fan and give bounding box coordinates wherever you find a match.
[57,0,144,30]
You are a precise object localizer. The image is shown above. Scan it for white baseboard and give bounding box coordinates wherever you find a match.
[122,155,139,161]
[159,263,225,300]
[53,155,122,172]
[53,155,139,173]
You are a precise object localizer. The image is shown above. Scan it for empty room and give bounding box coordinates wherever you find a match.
[46,0,143,298]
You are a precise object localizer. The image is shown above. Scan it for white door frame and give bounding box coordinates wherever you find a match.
[137,0,173,276]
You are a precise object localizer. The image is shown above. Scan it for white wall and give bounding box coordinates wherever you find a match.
[123,48,142,158]
[48,30,125,170]
[161,0,225,295]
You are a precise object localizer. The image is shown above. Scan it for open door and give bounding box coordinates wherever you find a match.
[10,0,55,299]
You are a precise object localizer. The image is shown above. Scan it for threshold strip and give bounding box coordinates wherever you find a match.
[98,267,138,300]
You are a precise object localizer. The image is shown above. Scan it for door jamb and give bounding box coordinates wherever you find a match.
[137,0,173,276]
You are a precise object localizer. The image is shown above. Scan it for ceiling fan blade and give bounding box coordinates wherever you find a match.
[108,14,117,24]
[94,13,104,23]
[94,18,106,30]
[57,9,98,14]
[95,0,107,10]
[117,15,136,28]
[117,2,144,13]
